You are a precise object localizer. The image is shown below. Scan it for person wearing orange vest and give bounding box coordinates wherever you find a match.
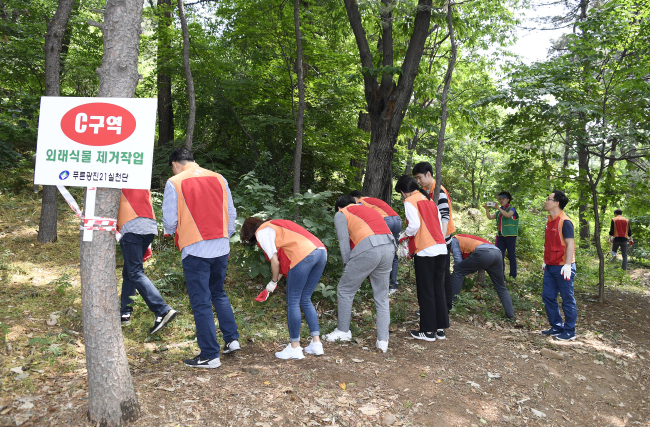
[349,190,402,294]
[240,217,327,360]
[412,162,455,312]
[117,189,177,334]
[541,190,577,341]
[449,234,515,320]
[395,175,449,342]
[163,148,240,369]
[609,209,633,271]
[323,195,395,353]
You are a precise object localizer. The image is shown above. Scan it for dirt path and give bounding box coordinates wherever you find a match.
[2,287,649,427]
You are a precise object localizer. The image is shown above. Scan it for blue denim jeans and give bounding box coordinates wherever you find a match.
[542,264,577,331]
[285,249,327,342]
[496,235,517,278]
[384,216,402,288]
[120,233,170,317]
[182,254,239,359]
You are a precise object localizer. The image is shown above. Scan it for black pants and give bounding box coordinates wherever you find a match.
[496,235,517,278]
[612,240,628,271]
[444,244,453,311]
[414,255,449,332]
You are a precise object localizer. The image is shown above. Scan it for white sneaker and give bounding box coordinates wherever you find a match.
[376,340,388,353]
[323,328,352,342]
[304,340,324,356]
[275,343,305,360]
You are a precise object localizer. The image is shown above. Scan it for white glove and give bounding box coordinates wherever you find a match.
[266,280,278,293]
[609,236,613,243]
[560,264,572,281]
[398,231,406,241]
[542,262,546,271]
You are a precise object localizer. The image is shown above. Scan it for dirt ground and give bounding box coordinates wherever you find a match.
[2,285,649,427]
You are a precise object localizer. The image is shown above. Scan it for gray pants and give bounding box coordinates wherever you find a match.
[451,247,515,318]
[611,241,628,270]
[336,243,394,341]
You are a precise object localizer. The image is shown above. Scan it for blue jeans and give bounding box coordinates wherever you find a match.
[496,235,517,278]
[384,216,402,288]
[182,254,239,359]
[542,264,577,331]
[120,233,170,317]
[285,249,327,342]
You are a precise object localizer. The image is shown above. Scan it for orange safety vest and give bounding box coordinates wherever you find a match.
[358,197,399,218]
[117,189,156,233]
[424,180,455,235]
[544,211,576,265]
[404,193,446,255]
[168,163,229,251]
[340,204,391,249]
[256,220,325,275]
[455,234,493,259]
[612,216,630,238]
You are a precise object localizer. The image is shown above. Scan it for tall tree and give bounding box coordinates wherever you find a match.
[292,0,305,195]
[177,0,195,149]
[38,0,75,244]
[344,0,433,202]
[83,0,144,424]
[155,0,175,146]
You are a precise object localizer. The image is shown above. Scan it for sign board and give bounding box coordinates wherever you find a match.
[34,97,157,189]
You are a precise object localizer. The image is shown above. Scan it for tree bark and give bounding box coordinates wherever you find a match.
[589,181,606,302]
[37,0,75,244]
[578,139,590,248]
[177,0,195,149]
[292,0,305,195]
[344,0,432,202]
[432,2,456,204]
[156,0,174,146]
[82,1,144,424]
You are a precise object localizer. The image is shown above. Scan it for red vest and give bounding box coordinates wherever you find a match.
[117,189,156,232]
[612,216,630,238]
[358,197,398,218]
[256,220,325,275]
[544,211,576,265]
[404,193,446,255]
[340,204,391,249]
[455,234,492,259]
[168,163,229,251]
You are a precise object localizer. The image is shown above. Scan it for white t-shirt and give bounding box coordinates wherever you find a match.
[404,200,447,257]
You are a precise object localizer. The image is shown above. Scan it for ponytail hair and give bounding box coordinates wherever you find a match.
[395,175,430,200]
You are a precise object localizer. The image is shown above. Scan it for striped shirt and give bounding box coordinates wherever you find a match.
[120,217,158,236]
[430,189,452,244]
[162,177,237,260]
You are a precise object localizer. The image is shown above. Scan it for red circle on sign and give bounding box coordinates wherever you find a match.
[60,103,136,146]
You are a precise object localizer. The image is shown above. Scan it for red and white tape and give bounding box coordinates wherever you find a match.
[57,185,119,235]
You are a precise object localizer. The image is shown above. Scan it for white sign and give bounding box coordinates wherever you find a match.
[34,97,157,189]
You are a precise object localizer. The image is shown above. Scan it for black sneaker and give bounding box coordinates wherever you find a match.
[150,309,177,335]
[121,313,131,326]
[410,330,436,342]
[415,310,420,316]
[183,355,221,369]
[435,329,446,340]
[222,340,241,354]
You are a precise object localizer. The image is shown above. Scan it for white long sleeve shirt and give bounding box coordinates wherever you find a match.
[404,200,447,257]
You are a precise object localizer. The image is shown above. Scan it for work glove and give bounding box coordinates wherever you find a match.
[560,264,572,281]
[609,236,613,243]
[254,280,278,302]
[542,262,546,271]
[266,280,278,293]
[629,239,634,246]
[143,245,152,262]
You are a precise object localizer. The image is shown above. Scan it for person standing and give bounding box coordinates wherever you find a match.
[349,190,403,294]
[163,148,240,368]
[412,162,455,312]
[609,209,633,271]
[118,189,177,334]
[324,195,395,353]
[449,234,515,320]
[240,217,327,360]
[394,175,448,342]
[541,190,577,341]
[484,192,519,279]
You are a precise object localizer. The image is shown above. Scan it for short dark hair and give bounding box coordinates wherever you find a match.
[394,175,430,200]
[240,217,266,245]
[551,190,569,210]
[614,209,623,216]
[335,195,356,211]
[412,162,433,177]
[498,191,513,202]
[168,147,194,166]
[349,190,363,199]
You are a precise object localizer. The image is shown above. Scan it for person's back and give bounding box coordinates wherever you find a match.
[609,209,632,271]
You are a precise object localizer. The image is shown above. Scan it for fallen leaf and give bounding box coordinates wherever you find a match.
[10,367,23,375]
[46,313,59,326]
[359,405,379,415]
[224,372,241,378]
[340,383,346,390]
[531,408,546,418]
[351,358,364,363]
[264,381,270,385]
[466,381,481,389]
[487,372,501,379]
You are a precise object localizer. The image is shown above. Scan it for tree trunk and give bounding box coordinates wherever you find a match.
[589,182,606,302]
[404,128,420,176]
[578,141,590,248]
[37,0,75,244]
[292,0,305,195]
[83,1,144,424]
[432,3,456,204]
[177,0,195,149]
[156,0,174,146]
